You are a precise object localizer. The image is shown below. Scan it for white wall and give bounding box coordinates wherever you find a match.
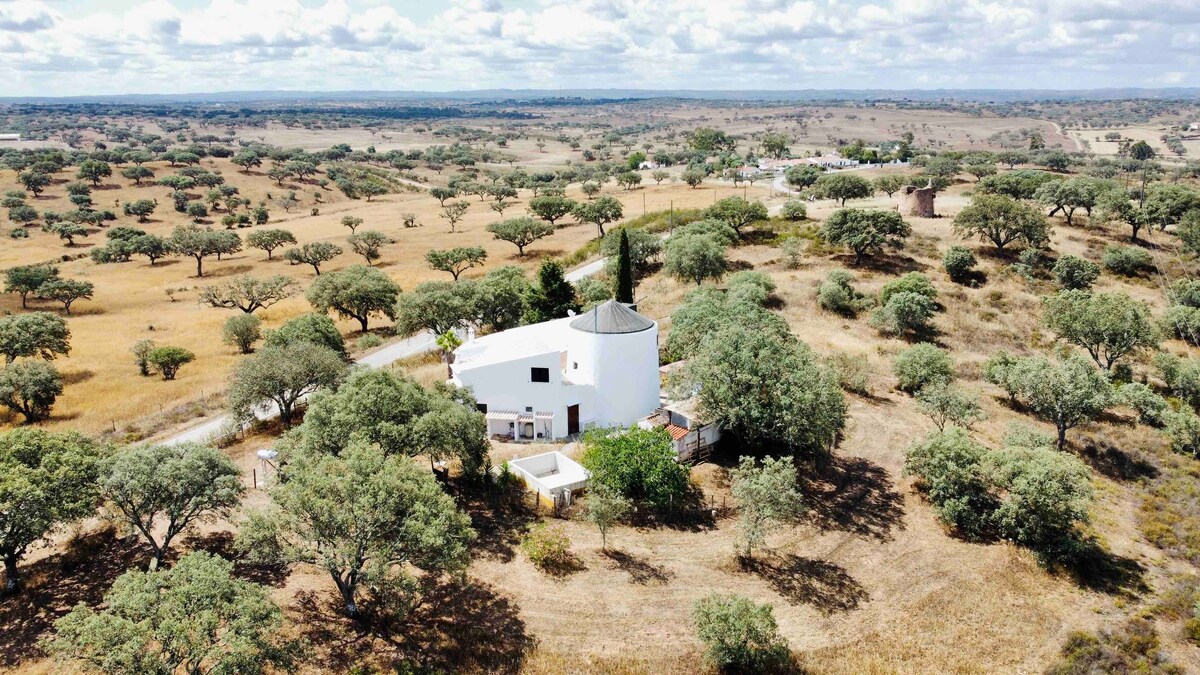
[587,325,661,431]
[457,350,594,439]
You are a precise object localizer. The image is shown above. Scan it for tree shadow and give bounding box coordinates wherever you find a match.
[738,554,868,614]
[1045,537,1149,596]
[1076,439,1160,482]
[798,455,905,542]
[181,530,292,588]
[452,483,538,563]
[293,576,536,674]
[61,369,94,385]
[602,549,674,585]
[625,483,717,532]
[0,526,154,667]
[205,263,255,278]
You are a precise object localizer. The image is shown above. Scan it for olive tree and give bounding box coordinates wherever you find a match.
[425,246,487,280]
[814,172,873,206]
[1041,290,1158,370]
[664,233,727,285]
[306,264,400,333]
[0,312,70,363]
[953,194,1050,252]
[245,228,296,260]
[284,241,343,275]
[36,279,93,315]
[227,342,347,427]
[821,208,911,264]
[573,195,624,238]
[487,216,555,256]
[693,594,791,672]
[730,455,804,559]
[47,552,299,674]
[988,352,1114,448]
[222,314,262,354]
[236,441,475,618]
[99,443,244,568]
[145,346,194,380]
[0,429,101,595]
[0,361,63,423]
[199,275,298,314]
[528,194,576,226]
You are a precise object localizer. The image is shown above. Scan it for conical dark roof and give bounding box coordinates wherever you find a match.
[570,300,654,334]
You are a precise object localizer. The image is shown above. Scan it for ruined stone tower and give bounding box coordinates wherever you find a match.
[902,181,936,218]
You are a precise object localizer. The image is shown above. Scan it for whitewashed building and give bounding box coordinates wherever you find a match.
[450,300,661,441]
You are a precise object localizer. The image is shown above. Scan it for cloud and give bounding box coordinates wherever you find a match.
[0,0,1196,96]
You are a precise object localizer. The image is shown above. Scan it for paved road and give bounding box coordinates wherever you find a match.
[159,255,608,445]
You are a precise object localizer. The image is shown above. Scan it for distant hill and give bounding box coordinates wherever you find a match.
[2,87,1200,105]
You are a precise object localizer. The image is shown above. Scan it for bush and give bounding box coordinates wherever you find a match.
[580,427,689,511]
[780,200,807,221]
[870,292,937,337]
[1103,244,1153,276]
[265,313,346,355]
[355,333,384,350]
[222,314,261,355]
[878,272,937,306]
[916,381,985,430]
[779,237,804,269]
[1118,382,1169,427]
[817,269,869,316]
[145,346,195,380]
[692,594,792,672]
[893,343,953,393]
[1048,618,1180,675]
[1053,255,1101,290]
[1162,305,1200,345]
[983,446,1093,553]
[1164,410,1200,457]
[1154,352,1200,409]
[520,523,573,573]
[904,428,996,538]
[726,271,776,306]
[942,246,977,283]
[827,352,871,395]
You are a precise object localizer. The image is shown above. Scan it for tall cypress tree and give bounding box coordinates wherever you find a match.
[615,228,634,304]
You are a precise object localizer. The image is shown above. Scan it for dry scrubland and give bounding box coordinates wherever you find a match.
[5,102,1200,674]
[0,157,768,437]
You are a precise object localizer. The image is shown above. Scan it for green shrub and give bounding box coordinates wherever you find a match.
[1103,244,1153,276]
[893,343,954,393]
[942,246,977,283]
[580,427,689,511]
[916,381,985,430]
[1162,305,1200,345]
[726,271,776,306]
[870,292,937,337]
[692,594,792,672]
[1052,255,1101,290]
[222,314,262,355]
[817,269,869,316]
[1169,278,1200,308]
[265,313,346,356]
[903,427,996,538]
[779,237,804,269]
[355,333,384,350]
[983,446,1093,553]
[780,200,807,221]
[1155,352,1200,409]
[519,523,574,574]
[879,272,937,306]
[1118,382,1169,427]
[1164,410,1200,457]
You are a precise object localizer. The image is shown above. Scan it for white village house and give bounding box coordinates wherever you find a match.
[450,300,661,441]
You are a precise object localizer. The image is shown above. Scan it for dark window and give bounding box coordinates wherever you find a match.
[476,403,487,414]
[531,367,550,383]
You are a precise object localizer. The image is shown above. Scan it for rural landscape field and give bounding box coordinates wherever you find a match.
[5,1,1200,674]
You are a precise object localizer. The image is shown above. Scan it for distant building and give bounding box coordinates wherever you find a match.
[0,133,20,142]
[450,300,661,441]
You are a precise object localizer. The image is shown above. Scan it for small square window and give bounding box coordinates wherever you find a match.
[531,367,550,382]
[573,362,578,370]
[525,406,533,412]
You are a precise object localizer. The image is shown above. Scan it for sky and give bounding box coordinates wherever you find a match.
[1,0,1198,97]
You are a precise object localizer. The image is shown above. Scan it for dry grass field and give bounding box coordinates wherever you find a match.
[5,103,1200,674]
[0,155,770,437]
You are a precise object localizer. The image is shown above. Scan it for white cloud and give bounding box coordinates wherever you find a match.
[0,0,1196,96]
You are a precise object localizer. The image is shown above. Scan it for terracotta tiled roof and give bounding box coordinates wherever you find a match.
[665,424,689,440]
